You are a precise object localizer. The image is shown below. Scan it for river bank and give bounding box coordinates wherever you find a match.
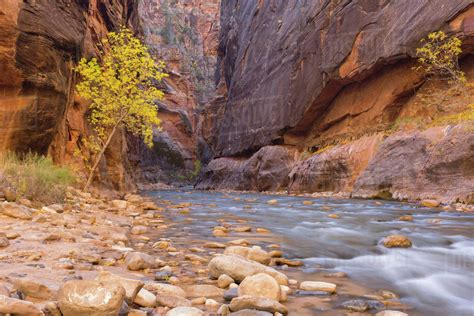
[0,187,473,315]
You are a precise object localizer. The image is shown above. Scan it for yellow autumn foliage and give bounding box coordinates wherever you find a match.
[75,27,168,189]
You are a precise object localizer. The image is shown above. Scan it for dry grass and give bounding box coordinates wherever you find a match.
[0,152,76,204]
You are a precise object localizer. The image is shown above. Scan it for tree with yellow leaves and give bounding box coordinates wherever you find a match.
[416,30,465,85]
[76,27,167,190]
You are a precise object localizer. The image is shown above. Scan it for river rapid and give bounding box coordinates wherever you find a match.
[146,189,474,316]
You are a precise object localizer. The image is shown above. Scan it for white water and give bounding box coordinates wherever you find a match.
[149,189,474,315]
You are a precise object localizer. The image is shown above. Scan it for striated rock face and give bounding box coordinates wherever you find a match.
[0,0,135,190]
[353,125,474,204]
[288,135,383,193]
[196,146,298,191]
[130,0,220,182]
[0,0,221,188]
[197,1,474,202]
[205,0,473,157]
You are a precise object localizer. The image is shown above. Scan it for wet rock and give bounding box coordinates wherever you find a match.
[227,239,250,246]
[6,232,20,239]
[273,258,304,267]
[0,202,33,220]
[256,228,271,233]
[125,252,158,271]
[144,283,186,298]
[420,199,440,208]
[156,295,192,308]
[185,284,224,298]
[13,278,58,300]
[398,215,413,221]
[0,295,45,316]
[95,271,144,302]
[229,296,287,315]
[218,274,234,288]
[224,246,271,265]
[269,251,283,258]
[133,288,156,307]
[375,311,409,316]
[224,287,239,301]
[266,200,278,205]
[382,235,412,248]
[209,255,288,285]
[341,299,369,312]
[238,273,281,301]
[166,306,204,316]
[299,281,336,293]
[233,226,252,232]
[0,237,9,247]
[58,280,125,316]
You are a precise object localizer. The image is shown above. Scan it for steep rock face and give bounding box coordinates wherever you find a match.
[353,125,474,204]
[288,135,383,193]
[0,0,135,190]
[196,146,299,191]
[204,0,473,157]
[131,0,220,182]
[198,0,474,202]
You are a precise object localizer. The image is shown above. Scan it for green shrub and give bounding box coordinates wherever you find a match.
[0,152,76,203]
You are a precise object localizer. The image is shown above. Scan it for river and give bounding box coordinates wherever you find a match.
[146,189,474,315]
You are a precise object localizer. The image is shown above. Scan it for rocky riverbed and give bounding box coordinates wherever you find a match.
[0,188,472,315]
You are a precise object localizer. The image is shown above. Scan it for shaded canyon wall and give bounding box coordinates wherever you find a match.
[197,0,474,203]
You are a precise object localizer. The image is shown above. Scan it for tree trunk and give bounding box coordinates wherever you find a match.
[83,123,120,191]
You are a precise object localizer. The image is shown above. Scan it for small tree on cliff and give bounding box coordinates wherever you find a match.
[415,30,466,85]
[415,31,473,125]
[76,27,167,190]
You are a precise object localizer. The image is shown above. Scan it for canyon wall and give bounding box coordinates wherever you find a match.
[197,0,474,203]
[0,0,220,189]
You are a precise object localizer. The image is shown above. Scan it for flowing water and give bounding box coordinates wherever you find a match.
[147,189,474,315]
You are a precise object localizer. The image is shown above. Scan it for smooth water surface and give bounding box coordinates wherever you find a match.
[148,189,474,315]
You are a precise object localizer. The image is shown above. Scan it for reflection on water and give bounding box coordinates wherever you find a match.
[147,189,474,316]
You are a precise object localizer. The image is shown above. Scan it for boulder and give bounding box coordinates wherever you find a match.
[133,288,156,307]
[57,280,125,316]
[229,296,287,315]
[144,283,186,298]
[0,295,44,316]
[0,202,33,220]
[218,274,234,288]
[13,278,59,300]
[382,235,412,248]
[420,199,440,208]
[209,255,288,285]
[125,252,157,271]
[95,271,144,302]
[238,273,281,301]
[224,246,271,265]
